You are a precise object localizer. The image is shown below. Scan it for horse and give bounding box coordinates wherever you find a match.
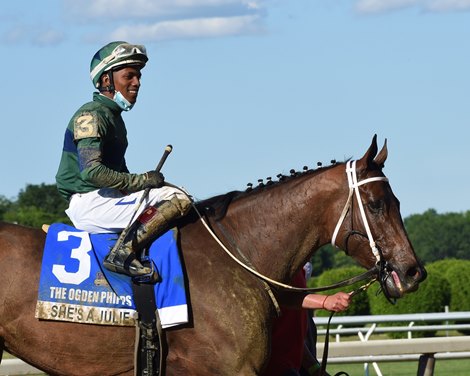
[0,135,426,375]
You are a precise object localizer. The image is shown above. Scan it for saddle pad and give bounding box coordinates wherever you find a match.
[35,223,188,328]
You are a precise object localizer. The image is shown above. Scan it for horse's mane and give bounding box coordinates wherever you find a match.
[195,160,347,221]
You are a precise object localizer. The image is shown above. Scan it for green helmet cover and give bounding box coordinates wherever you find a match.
[90,41,148,88]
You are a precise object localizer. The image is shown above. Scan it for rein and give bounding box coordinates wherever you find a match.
[172,157,387,295]
[190,200,378,294]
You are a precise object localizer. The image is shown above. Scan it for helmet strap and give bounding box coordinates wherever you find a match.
[97,69,134,111]
[99,70,115,93]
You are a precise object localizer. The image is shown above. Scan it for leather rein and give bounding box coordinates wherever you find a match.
[186,159,393,297]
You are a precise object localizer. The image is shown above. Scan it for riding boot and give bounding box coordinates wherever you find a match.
[103,195,191,277]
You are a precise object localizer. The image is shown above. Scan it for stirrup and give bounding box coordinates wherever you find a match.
[103,251,152,278]
[132,256,160,284]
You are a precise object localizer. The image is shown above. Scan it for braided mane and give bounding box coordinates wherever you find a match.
[195,160,347,220]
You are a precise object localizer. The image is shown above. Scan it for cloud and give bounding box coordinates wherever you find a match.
[67,0,266,43]
[32,29,66,46]
[354,0,470,13]
[1,27,28,44]
[106,14,263,42]
[426,0,470,11]
[65,0,263,20]
[1,25,65,46]
[65,0,265,43]
[355,0,420,14]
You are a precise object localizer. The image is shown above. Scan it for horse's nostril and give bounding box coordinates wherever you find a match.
[406,265,427,282]
[419,266,428,282]
[406,267,418,278]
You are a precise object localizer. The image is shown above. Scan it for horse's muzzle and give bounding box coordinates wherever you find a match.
[383,262,427,299]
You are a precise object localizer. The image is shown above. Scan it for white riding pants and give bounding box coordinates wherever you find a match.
[66,186,188,234]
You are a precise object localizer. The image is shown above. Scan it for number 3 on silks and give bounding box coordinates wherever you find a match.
[52,231,91,285]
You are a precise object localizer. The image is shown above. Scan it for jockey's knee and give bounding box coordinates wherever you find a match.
[169,193,191,217]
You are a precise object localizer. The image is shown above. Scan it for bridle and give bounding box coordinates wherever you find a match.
[331,159,396,303]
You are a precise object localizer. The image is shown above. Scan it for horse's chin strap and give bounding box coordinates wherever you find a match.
[331,160,388,264]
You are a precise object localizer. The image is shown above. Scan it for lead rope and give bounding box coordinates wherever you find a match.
[319,279,376,376]
[320,311,349,376]
[319,311,336,376]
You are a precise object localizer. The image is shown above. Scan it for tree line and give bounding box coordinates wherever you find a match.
[311,259,469,337]
[1,184,469,273]
[0,183,70,227]
[310,208,470,275]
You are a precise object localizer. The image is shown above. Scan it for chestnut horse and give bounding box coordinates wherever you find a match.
[0,136,425,375]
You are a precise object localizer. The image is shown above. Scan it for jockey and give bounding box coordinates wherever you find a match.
[56,41,191,278]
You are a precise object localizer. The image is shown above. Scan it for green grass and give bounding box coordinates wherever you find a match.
[4,351,470,375]
[326,359,470,376]
[318,331,470,375]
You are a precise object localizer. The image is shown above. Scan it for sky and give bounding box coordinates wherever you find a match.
[1,0,469,218]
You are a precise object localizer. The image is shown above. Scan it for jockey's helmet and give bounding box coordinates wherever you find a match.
[90,41,148,88]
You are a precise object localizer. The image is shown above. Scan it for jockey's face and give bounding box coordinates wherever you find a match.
[102,66,142,104]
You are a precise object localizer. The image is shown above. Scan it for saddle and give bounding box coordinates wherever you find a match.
[38,224,189,375]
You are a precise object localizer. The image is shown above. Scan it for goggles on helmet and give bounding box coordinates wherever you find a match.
[90,42,148,88]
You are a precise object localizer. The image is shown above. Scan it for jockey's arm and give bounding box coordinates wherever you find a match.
[76,136,160,192]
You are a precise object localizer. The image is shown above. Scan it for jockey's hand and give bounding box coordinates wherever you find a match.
[144,171,165,188]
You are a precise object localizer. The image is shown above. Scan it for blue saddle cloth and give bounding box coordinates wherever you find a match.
[35,223,188,328]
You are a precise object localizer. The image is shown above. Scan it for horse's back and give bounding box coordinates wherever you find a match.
[0,221,45,252]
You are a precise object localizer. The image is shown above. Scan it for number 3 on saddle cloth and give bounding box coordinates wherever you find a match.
[35,223,188,329]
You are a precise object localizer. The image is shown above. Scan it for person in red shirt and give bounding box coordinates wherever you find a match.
[263,269,350,376]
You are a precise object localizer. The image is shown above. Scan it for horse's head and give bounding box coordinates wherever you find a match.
[332,135,426,299]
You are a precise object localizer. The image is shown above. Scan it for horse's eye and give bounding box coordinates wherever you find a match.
[368,200,384,213]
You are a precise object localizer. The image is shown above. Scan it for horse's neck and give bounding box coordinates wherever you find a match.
[220,167,345,282]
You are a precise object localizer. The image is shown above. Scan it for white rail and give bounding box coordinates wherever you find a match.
[314,311,470,326]
[314,311,470,376]
[316,336,470,358]
[0,358,42,375]
[3,312,470,376]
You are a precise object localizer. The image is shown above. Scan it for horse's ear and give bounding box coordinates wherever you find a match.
[357,134,378,170]
[374,139,388,168]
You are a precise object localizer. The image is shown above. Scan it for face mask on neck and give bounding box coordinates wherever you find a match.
[113,91,134,111]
